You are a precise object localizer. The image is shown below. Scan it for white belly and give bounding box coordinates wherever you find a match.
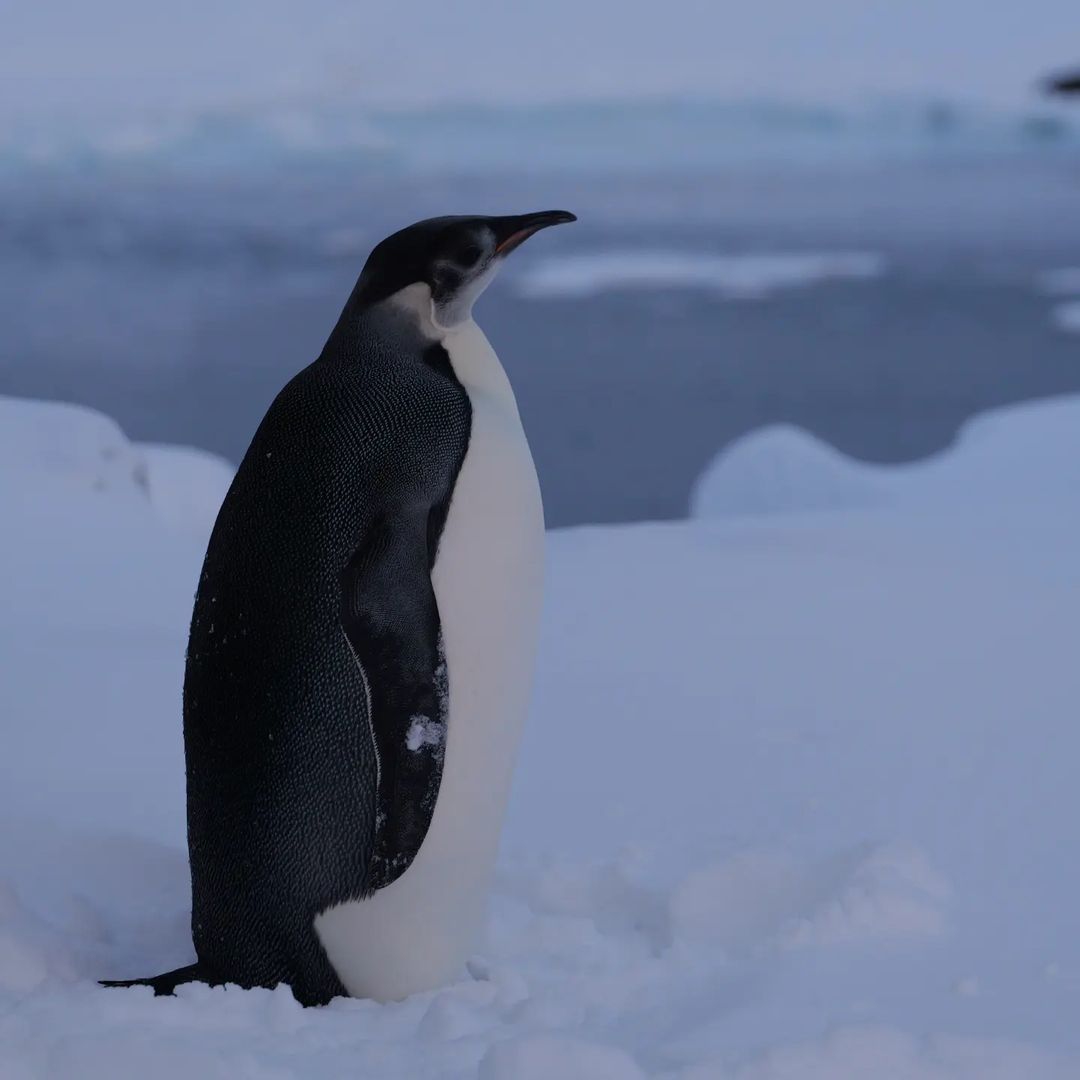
[314,320,544,1000]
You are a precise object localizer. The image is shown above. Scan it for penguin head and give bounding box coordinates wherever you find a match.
[355,211,576,331]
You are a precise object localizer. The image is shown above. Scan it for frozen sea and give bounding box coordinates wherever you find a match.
[4,152,1080,526]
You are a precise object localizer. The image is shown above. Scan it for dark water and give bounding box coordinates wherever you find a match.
[3,161,1080,526]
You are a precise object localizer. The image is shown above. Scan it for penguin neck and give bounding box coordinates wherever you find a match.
[381,283,516,408]
[323,281,515,408]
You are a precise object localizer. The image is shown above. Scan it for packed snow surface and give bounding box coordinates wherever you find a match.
[513,251,885,300]
[2,393,1079,1078]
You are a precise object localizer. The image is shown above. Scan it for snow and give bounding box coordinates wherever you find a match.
[0,397,233,524]
[704,1029,1079,1080]
[140,444,236,535]
[691,425,891,517]
[406,715,445,753]
[692,395,1080,517]
[2,392,1079,1078]
[667,843,949,951]
[513,251,885,301]
[0,396,149,500]
[479,1037,646,1080]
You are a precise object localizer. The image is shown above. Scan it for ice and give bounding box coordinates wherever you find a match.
[1037,267,1080,295]
[1051,301,1080,334]
[1,391,1079,1078]
[512,251,885,301]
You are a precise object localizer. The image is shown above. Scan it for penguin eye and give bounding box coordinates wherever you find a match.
[455,242,483,268]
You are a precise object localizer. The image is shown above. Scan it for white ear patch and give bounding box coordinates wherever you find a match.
[431,259,500,331]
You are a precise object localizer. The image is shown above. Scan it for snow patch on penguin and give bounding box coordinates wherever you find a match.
[405,715,444,753]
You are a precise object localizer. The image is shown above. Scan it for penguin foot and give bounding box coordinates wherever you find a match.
[100,962,213,996]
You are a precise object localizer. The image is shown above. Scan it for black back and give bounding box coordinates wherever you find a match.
[182,304,470,1004]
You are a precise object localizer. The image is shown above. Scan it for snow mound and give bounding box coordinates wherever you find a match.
[0,396,148,500]
[693,394,1080,518]
[0,396,233,531]
[513,251,885,300]
[690,424,889,517]
[933,395,1080,498]
[140,443,234,534]
[1051,301,1080,334]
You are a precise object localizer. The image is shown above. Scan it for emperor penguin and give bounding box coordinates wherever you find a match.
[103,210,576,1005]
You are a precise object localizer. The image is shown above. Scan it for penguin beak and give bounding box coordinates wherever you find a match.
[493,210,577,257]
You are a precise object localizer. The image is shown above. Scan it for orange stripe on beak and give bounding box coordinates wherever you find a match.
[494,226,541,257]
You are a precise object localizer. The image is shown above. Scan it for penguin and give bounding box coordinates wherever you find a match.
[102,209,576,1005]
[1046,70,1080,95]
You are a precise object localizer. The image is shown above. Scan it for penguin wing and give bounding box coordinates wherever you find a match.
[340,510,446,892]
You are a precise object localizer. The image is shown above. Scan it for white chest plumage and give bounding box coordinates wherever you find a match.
[314,311,545,1001]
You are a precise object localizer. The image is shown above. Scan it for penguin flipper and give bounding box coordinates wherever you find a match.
[100,962,216,995]
[340,512,447,892]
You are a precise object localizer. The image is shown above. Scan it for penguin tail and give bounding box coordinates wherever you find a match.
[100,962,213,996]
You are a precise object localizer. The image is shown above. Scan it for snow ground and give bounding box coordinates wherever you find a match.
[6,2,1080,177]
[1,394,1079,1078]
